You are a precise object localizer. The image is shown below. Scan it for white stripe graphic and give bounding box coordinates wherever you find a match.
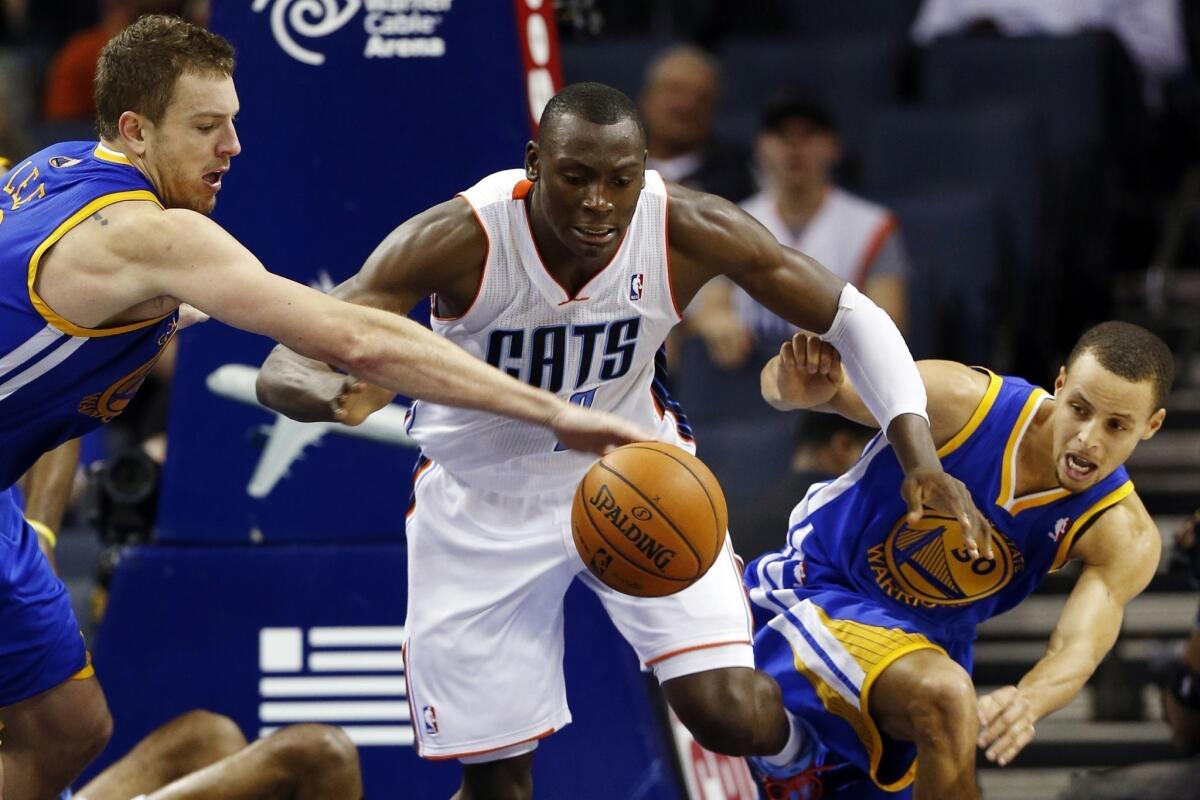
[0,325,62,380]
[767,602,863,711]
[793,600,868,689]
[259,725,414,746]
[259,701,410,722]
[309,651,405,672]
[309,627,405,647]
[0,336,87,402]
[260,677,407,697]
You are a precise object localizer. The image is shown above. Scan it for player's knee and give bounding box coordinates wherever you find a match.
[270,724,359,775]
[69,700,113,766]
[906,667,977,749]
[675,671,779,756]
[172,710,248,764]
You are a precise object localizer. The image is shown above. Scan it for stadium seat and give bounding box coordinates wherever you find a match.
[879,187,1000,364]
[676,336,777,428]
[720,37,904,157]
[786,0,923,42]
[559,38,670,101]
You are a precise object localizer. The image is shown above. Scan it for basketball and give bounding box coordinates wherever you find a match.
[571,442,728,598]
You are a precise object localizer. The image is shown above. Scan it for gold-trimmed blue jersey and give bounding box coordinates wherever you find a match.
[747,370,1133,638]
[0,141,178,489]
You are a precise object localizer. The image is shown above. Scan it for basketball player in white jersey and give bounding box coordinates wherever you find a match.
[256,82,990,799]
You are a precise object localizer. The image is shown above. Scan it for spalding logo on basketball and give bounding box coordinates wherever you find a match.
[571,443,727,598]
[880,513,1015,606]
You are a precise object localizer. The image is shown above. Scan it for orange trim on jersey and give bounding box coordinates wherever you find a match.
[27,190,169,337]
[853,214,898,288]
[511,178,533,200]
[1050,481,1134,571]
[645,638,752,667]
[401,641,423,757]
[996,389,1069,515]
[422,727,557,761]
[431,195,491,322]
[648,386,695,443]
[405,459,436,518]
[936,369,1002,458]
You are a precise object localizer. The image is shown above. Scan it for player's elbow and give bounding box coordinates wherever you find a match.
[324,321,382,379]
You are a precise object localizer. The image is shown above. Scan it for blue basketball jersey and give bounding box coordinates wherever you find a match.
[748,370,1133,639]
[0,141,178,489]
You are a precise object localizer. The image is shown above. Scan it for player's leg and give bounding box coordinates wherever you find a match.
[76,710,248,800]
[588,535,790,756]
[455,751,535,800]
[869,649,980,800]
[0,491,112,799]
[0,674,112,799]
[404,466,578,800]
[120,725,361,800]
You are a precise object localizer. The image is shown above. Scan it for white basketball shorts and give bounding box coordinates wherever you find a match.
[402,461,755,761]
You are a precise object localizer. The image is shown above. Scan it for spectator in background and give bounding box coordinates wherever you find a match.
[688,91,910,369]
[43,0,206,122]
[639,44,755,202]
[731,410,875,560]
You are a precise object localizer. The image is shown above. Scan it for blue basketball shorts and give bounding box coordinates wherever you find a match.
[0,487,90,707]
[752,583,972,796]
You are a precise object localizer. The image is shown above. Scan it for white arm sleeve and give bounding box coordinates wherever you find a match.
[819,284,928,430]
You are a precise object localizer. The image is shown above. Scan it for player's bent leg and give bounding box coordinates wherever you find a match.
[141,724,361,800]
[0,674,112,800]
[77,710,248,800]
[870,649,980,800]
[455,752,536,800]
[662,666,789,756]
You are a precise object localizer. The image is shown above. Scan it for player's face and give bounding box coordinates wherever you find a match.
[1050,351,1165,491]
[143,72,241,214]
[756,120,840,194]
[526,115,646,263]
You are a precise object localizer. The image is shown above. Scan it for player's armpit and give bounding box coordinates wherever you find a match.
[330,196,489,318]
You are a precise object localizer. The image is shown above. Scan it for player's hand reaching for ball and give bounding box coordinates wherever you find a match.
[761,332,844,411]
[977,685,1037,766]
[901,467,995,560]
[549,404,657,455]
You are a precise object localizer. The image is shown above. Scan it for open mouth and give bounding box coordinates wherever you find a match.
[202,169,226,191]
[572,225,616,245]
[1063,452,1097,481]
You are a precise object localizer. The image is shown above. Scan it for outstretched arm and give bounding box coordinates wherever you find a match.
[669,187,991,553]
[99,202,653,454]
[976,495,1160,766]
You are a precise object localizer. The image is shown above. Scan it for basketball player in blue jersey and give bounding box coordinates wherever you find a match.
[0,18,650,799]
[745,322,1172,799]
[256,82,991,799]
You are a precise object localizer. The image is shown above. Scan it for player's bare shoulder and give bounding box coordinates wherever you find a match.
[1070,490,1161,579]
[346,195,489,316]
[36,198,175,327]
[663,181,776,305]
[918,360,995,449]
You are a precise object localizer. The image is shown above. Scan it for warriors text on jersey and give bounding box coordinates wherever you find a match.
[406,169,691,494]
[0,141,178,489]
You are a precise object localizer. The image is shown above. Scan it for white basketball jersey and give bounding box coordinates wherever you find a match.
[406,169,692,495]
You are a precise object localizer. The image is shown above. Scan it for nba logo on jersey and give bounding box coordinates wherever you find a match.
[422,705,439,735]
[629,273,644,301]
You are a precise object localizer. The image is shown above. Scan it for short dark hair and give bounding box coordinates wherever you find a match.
[794,412,875,450]
[760,88,837,136]
[1066,321,1175,409]
[95,15,235,141]
[538,82,645,145]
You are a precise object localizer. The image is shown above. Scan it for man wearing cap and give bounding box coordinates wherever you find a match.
[689,92,910,370]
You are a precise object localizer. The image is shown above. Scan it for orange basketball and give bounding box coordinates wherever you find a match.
[571,442,728,598]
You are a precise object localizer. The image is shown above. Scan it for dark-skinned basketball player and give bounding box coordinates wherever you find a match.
[256,82,991,799]
[745,323,1169,798]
